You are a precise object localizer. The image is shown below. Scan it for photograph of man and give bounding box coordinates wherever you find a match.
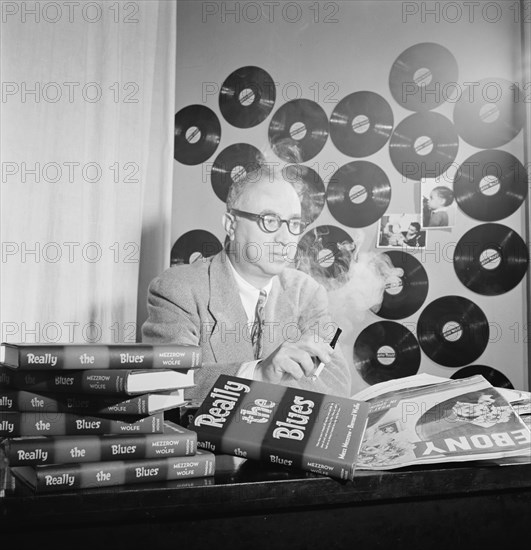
[377,215,426,249]
[142,164,351,401]
[401,222,426,248]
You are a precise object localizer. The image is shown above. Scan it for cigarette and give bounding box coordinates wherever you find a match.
[310,328,342,381]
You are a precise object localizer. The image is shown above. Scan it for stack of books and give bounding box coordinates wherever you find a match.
[0,342,215,493]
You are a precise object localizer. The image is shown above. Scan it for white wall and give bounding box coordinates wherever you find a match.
[171,0,529,391]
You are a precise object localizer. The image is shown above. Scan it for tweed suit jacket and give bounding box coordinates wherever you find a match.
[141,250,351,401]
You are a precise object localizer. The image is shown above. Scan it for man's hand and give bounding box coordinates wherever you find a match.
[256,333,335,385]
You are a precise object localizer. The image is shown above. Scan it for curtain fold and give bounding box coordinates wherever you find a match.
[0,1,176,345]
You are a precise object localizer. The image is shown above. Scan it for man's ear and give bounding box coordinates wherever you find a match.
[222,212,235,240]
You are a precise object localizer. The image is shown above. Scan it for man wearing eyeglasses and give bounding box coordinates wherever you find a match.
[142,165,351,401]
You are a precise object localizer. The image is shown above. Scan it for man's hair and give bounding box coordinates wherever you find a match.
[225,140,303,211]
[432,185,455,206]
[226,163,279,211]
[410,222,421,232]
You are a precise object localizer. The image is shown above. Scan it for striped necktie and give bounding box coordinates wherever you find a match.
[250,289,267,360]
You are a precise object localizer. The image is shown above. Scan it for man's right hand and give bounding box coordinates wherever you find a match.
[255,333,335,385]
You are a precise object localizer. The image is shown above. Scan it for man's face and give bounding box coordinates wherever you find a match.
[406,225,418,238]
[231,178,302,280]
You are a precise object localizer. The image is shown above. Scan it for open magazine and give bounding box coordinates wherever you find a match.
[351,374,531,470]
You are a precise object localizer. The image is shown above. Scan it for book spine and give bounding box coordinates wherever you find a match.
[0,411,164,436]
[0,367,13,388]
[5,344,201,370]
[2,429,197,465]
[0,389,154,415]
[11,370,129,395]
[22,451,215,492]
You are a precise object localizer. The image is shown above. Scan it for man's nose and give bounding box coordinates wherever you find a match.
[274,221,294,244]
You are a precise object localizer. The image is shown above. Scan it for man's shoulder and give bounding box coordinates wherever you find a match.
[149,256,213,294]
[278,266,321,295]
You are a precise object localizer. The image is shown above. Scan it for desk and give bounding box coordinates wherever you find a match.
[1,456,530,549]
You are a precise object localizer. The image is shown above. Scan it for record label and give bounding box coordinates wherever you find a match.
[269,99,329,162]
[373,250,429,320]
[170,229,223,266]
[329,91,394,157]
[326,161,391,228]
[453,223,528,296]
[417,296,489,367]
[389,42,459,112]
[453,150,528,222]
[353,321,421,385]
[219,66,276,128]
[174,105,221,165]
[453,78,525,148]
[389,112,459,181]
[211,143,265,202]
[296,225,355,288]
[450,365,514,389]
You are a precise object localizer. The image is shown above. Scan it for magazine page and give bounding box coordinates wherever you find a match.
[351,373,450,402]
[356,375,531,470]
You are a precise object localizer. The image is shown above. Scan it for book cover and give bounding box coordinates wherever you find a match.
[6,368,195,395]
[0,410,165,436]
[191,375,370,481]
[10,449,216,492]
[1,421,197,465]
[0,342,202,370]
[0,388,185,415]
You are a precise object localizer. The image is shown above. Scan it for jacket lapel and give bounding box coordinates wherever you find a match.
[207,251,254,363]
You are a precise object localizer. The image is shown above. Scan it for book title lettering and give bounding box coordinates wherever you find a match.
[0,396,13,408]
[194,380,251,428]
[17,449,49,462]
[272,395,315,441]
[240,399,276,424]
[0,420,14,433]
[45,474,75,487]
[26,353,58,367]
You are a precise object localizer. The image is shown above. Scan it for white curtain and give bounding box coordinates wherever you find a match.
[0,0,176,344]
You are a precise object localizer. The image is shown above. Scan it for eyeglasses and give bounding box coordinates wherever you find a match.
[230,209,307,235]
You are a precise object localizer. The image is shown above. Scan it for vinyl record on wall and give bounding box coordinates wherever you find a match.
[326,161,391,228]
[219,65,276,128]
[329,91,394,157]
[453,78,525,148]
[268,99,329,162]
[389,112,459,181]
[353,321,421,385]
[211,143,265,202]
[389,42,459,112]
[296,225,355,288]
[170,229,223,266]
[174,105,221,165]
[453,223,529,296]
[450,364,514,389]
[281,164,325,225]
[372,250,429,320]
[417,296,489,368]
[453,149,528,222]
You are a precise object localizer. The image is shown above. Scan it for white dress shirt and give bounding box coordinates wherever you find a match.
[227,259,273,380]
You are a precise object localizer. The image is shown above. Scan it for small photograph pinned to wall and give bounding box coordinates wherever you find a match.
[376,214,427,249]
[421,178,456,229]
